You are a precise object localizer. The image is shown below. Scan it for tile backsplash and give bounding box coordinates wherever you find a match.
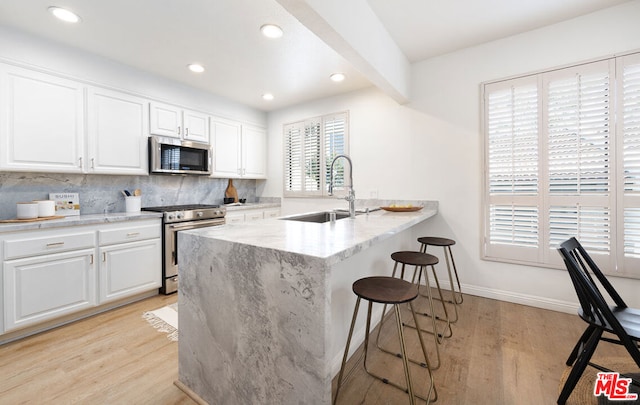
[0,172,257,219]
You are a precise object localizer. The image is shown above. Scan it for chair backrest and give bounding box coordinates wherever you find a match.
[558,237,627,310]
[558,238,628,330]
[558,237,640,366]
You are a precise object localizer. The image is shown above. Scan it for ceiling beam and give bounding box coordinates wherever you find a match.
[276,0,410,104]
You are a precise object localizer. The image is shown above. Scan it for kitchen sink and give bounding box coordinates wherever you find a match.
[280,211,354,223]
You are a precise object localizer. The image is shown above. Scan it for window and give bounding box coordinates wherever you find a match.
[483,52,640,279]
[283,112,349,197]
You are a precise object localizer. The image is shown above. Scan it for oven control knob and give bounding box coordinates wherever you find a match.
[177,212,184,219]
[197,211,204,218]
[167,213,175,220]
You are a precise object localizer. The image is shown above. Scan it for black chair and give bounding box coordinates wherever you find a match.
[557,237,640,405]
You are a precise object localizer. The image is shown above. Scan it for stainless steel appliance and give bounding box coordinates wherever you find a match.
[142,204,225,294]
[149,136,212,175]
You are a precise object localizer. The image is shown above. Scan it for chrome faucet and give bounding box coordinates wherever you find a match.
[329,154,356,218]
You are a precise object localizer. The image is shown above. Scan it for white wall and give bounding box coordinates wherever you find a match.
[263,0,640,311]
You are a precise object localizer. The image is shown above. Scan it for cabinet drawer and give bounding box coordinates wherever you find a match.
[3,231,95,260]
[245,212,264,221]
[99,224,161,246]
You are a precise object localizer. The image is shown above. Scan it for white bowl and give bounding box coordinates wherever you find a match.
[17,202,39,219]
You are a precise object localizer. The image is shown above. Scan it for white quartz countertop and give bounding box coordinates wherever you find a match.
[223,202,281,211]
[0,211,163,233]
[184,202,437,265]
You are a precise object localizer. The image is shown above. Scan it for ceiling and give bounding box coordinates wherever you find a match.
[0,0,631,111]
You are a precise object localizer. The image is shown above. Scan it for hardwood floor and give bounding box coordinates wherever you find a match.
[0,294,191,405]
[0,292,632,404]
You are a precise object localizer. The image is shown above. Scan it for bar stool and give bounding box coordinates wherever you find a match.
[376,251,451,370]
[418,237,463,324]
[334,276,436,405]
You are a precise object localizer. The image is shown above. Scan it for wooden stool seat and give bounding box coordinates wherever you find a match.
[417,236,455,247]
[353,276,418,304]
[391,251,439,267]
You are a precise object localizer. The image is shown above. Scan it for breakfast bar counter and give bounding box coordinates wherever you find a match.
[177,201,438,404]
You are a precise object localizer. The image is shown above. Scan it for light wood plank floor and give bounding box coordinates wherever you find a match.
[0,292,631,404]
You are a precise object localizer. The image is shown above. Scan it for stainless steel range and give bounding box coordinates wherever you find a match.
[142,204,226,294]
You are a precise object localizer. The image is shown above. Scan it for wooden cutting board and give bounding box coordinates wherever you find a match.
[0,215,66,223]
[225,179,238,203]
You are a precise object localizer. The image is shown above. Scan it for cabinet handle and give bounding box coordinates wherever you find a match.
[78,157,83,168]
[90,254,94,265]
[178,126,181,135]
[185,127,189,137]
[46,242,65,248]
[91,158,95,169]
[103,252,106,262]
[126,232,140,238]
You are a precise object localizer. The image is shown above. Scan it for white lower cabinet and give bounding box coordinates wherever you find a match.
[99,238,161,303]
[1,219,161,334]
[3,248,96,331]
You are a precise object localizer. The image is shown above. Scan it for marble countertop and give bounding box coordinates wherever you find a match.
[223,202,281,211]
[0,211,163,233]
[184,202,437,266]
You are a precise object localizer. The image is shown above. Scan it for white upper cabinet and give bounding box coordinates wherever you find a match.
[149,101,209,143]
[87,87,149,175]
[242,125,267,179]
[212,117,266,179]
[0,64,84,173]
[211,118,242,177]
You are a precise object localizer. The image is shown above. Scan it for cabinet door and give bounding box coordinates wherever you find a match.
[3,249,95,331]
[149,101,181,138]
[87,87,149,175]
[183,109,209,143]
[0,64,84,173]
[211,118,241,178]
[99,238,161,303]
[242,125,267,179]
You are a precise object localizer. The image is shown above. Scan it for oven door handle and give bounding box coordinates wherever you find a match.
[167,219,225,231]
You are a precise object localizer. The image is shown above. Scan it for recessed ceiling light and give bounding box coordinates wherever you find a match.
[48,6,81,23]
[262,93,274,101]
[330,73,346,82]
[187,64,205,73]
[260,24,283,39]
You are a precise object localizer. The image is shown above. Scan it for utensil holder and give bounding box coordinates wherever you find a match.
[125,196,142,213]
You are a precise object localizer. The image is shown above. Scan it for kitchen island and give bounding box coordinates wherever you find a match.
[177,202,438,404]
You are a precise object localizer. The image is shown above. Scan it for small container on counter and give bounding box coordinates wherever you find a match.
[33,200,56,217]
[125,196,142,213]
[16,202,39,219]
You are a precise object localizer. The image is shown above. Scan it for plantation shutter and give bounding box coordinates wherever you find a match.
[484,77,541,263]
[283,112,349,197]
[324,112,348,193]
[620,53,640,276]
[284,122,303,193]
[544,60,614,268]
[303,119,322,193]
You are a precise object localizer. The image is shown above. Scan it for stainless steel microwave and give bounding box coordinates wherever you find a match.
[149,136,212,175]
